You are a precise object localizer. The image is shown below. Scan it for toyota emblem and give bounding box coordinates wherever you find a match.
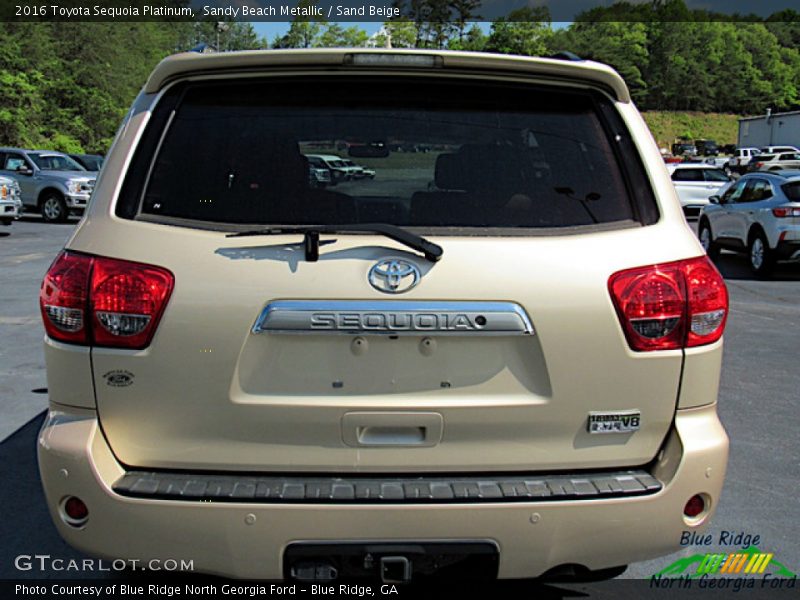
[368,259,421,294]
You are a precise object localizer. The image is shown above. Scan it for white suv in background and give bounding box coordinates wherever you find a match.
[667,163,732,218]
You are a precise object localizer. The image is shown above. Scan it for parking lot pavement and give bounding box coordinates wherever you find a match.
[1,218,798,585]
[0,217,76,441]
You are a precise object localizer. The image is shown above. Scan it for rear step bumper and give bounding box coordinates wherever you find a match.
[113,470,661,503]
[38,403,728,579]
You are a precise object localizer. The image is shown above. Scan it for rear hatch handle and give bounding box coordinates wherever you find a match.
[227,223,443,263]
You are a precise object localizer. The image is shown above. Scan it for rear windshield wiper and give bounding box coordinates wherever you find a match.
[226,223,443,263]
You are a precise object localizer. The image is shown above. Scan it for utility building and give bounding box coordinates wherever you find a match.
[739,110,800,148]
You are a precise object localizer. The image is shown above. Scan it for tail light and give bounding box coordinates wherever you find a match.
[40,252,92,344]
[608,256,728,352]
[772,207,800,218]
[40,251,174,349]
[754,162,764,169]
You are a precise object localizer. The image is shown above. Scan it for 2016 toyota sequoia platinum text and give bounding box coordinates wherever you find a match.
[38,49,729,581]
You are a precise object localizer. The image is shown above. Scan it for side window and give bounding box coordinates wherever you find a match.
[748,179,773,201]
[4,153,29,171]
[671,169,703,182]
[723,180,747,203]
[703,169,730,182]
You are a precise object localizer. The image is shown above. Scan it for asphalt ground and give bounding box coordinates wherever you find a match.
[0,215,798,595]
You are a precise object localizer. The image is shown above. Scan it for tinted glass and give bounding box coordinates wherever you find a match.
[29,153,85,171]
[703,169,730,182]
[782,182,800,201]
[742,179,772,202]
[672,169,703,182]
[4,154,28,171]
[128,78,657,231]
[723,180,747,202]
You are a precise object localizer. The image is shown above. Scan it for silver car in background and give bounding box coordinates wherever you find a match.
[699,170,800,276]
[0,148,97,222]
[748,152,800,172]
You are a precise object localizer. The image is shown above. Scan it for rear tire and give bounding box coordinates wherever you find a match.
[698,220,720,260]
[748,230,774,278]
[41,193,68,223]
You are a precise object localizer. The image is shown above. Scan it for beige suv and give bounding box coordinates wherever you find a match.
[38,49,729,581]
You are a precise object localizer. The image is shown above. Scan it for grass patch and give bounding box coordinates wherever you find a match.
[642,111,741,150]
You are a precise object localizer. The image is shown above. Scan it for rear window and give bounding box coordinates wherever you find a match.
[118,77,658,231]
[782,182,800,201]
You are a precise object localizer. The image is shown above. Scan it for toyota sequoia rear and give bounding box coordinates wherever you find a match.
[38,49,729,581]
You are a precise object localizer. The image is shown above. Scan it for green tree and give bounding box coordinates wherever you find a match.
[448,24,487,51]
[765,10,800,50]
[272,0,325,48]
[485,7,552,56]
[318,24,369,47]
[180,21,263,51]
[450,0,482,42]
[553,21,649,103]
[373,20,419,48]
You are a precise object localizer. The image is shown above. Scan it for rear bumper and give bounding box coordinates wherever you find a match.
[38,403,728,579]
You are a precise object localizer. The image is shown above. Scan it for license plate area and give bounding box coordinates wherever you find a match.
[284,542,499,582]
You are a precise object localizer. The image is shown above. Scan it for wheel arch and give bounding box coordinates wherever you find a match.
[37,187,65,208]
[747,223,767,245]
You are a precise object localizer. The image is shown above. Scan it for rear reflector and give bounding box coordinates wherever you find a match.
[683,494,705,518]
[40,251,174,349]
[61,496,89,527]
[609,256,728,351]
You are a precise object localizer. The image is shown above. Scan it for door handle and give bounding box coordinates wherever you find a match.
[342,412,443,447]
